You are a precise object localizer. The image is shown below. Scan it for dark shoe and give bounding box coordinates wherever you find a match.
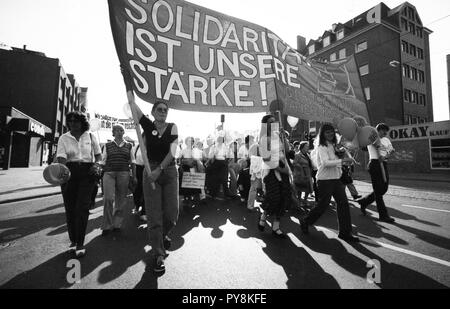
[352,195,362,200]
[300,218,309,235]
[356,199,367,216]
[101,230,111,237]
[378,217,396,224]
[272,229,287,239]
[75,246,86,258]
[153,256,166,273]
[69,242,77,252]
[338,234,360,243]
[163,236,171,250]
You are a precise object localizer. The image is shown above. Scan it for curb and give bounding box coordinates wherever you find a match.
[0,191,61,205]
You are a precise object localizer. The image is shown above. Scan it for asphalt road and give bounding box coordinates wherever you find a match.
[0,180,449,289]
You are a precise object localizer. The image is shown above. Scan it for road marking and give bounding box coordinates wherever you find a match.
[401,204,450,214]
[316,227,450,268]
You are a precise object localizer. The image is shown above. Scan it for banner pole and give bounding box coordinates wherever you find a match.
[126,91,155,190]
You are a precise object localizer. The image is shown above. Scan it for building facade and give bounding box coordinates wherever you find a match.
[0,46,85,169]
[299,2,433,127]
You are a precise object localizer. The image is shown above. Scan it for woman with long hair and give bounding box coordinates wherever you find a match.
[56,111,102,258]
[299,123,359,242]
[257,114,291,239]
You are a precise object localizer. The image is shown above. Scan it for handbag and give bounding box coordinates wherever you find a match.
[340,165,353,185]
[88,133,103,182]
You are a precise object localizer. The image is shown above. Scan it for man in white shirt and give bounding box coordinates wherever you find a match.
[356,123,395,223]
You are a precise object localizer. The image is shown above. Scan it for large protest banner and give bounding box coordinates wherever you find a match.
[108,0,369,123]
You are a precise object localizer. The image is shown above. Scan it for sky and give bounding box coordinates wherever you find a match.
[1,0,449,139]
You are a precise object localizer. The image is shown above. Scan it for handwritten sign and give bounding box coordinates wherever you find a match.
[181,172,206,189]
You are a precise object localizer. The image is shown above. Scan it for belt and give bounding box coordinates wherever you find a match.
[66,161,94,166]
[149,161,175,167]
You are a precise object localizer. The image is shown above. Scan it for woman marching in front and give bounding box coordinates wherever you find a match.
[101,124,137,236]
[299,123,359,243]
[56,111,102,258]
[258,114,291,239]
[129,100,179,274]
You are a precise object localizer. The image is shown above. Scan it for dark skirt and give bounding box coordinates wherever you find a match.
[262,170,291,217]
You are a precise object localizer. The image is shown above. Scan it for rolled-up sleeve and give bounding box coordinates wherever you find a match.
[56,137,67,160]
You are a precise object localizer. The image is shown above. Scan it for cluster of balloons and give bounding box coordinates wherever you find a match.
[337,116,379,149]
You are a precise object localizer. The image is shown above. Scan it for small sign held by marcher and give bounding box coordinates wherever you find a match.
[181,172,206,189]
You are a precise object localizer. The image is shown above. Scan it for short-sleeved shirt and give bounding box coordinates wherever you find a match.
[139,116,178,164]
[57,131,101,163]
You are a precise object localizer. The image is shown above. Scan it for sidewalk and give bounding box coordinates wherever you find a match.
[0,166,61,204]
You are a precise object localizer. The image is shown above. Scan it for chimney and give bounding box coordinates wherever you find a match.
[297,36,306,52]
[332,23,338,32]
[23,45,27,50]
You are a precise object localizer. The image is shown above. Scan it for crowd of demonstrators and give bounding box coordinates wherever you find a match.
[54,105,400,276]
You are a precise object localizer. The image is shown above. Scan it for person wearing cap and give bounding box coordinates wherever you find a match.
[56,111,102,258]
[100,124,137,236]
[356,123,396,223]
[128,100,179,274]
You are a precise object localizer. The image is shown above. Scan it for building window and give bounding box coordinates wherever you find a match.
[401,18,408,31]
[323,36,330,47]
[308,45,315,55]
[409,22,415,35]
[404,89,411,102]
[408,7,415,21]
[410,45,416,57]
[364,87,371,101]
[419,94,426,106]
[418,48,424,59]
[430,138,450,169]
[336,29,344,40]
[401,41,409,53]
[330,53,337,62]
[418,70,425,83]
[359,64,369,76]
[411,91,418,103]
[355,41,367,53]
[416,27,423,38]
[403,64,410,78]
[338,48,346,59]
[411,67,418,80]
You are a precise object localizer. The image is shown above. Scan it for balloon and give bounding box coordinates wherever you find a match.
[287,116,299,128]
[338,118,358,141]
[358,126,379,147]
[89,119,101,132]
[123,103,132,119]
[352,115,368,128]
[43,163,71,185]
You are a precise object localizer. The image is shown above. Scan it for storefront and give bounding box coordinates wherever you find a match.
[387,120,450,174]
[0,107,51,170]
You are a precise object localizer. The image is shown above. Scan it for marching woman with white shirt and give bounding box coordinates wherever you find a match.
[207,135,229,200]
[56,111,102,258]
[299,123,359,243]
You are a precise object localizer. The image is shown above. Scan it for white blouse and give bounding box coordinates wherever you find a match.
[57,131,101,163]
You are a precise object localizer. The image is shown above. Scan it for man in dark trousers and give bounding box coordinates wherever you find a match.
[356,123,395,223]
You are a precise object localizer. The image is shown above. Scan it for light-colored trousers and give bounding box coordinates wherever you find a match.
[247,177,262,209]
[102,171,130,230]
[143,165,179,258]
